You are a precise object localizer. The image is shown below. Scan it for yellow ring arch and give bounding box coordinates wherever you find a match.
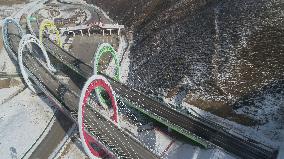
[39,19,62,47]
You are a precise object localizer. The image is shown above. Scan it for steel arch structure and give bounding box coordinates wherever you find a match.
[2,17,24,60]
[94,43,121,109]
[78,75,119,159]
[39,19,62,48]
[94,43,121,80]
[18,34,56,93]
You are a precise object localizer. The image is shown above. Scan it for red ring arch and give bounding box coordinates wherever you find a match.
[78,75,119,158]
[83,79,118,123]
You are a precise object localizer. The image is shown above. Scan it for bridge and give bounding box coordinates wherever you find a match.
[2,3,279,159]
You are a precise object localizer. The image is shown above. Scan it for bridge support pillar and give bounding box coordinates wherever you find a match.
[88,28,91,37]
[107,29,113,35]
[168,127,172,133]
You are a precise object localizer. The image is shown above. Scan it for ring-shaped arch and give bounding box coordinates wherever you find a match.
[94,43,121,80]
[78,75,119,159]
[39,19,62,47]
[2,17,24,60]
[18,34,56,93]
[94,43,121,109]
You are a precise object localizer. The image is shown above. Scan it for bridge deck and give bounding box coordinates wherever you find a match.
[42,35,277,159]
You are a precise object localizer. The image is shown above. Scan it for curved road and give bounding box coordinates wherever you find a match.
[5,2,278,159]
[40,19,276,159]
[40,34,277,159]
[7,27,158,159]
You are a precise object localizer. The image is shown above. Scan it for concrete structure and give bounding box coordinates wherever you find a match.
[59,23,124,37]
[18,34,56,93]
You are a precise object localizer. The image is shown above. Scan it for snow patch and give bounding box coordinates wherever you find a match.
[0,88,55,159]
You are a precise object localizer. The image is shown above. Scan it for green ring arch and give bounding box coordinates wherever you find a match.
[94,43,121,109]
[94,43,121,81]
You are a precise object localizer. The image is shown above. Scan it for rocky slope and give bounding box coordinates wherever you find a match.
[86,0,284,127]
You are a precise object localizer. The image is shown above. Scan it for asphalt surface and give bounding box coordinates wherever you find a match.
[37,25,278,159]
[42,35,277,159]
[7,31,158,158]
[23,51,158,159]
[6,20,158,158]
[4,2,278,158]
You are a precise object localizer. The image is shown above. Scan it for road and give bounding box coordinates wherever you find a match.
[7,29,158,158]
[29,110,74,159]
[4,2,278,159]
[42,35,277,159]
[24,48,158,159]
